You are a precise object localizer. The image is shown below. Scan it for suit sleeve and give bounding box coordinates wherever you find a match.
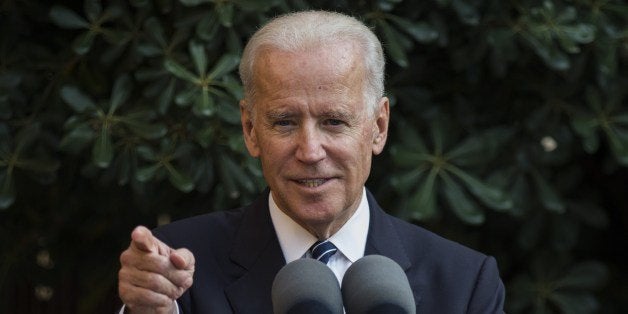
[466,256,505,314]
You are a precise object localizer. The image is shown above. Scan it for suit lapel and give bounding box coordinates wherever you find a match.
[222,189,422,312]
[364,189,423,307]
[224,191,286,314]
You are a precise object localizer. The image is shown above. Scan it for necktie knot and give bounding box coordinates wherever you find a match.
[310,240,338,264]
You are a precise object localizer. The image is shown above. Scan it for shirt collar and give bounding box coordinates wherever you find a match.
[269,188,370,264]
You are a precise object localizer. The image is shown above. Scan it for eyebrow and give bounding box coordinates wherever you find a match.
[263,109,297,123]
[321,109,353,121]
[263,106,357,121]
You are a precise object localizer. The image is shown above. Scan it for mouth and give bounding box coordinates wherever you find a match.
[295,178,330,188]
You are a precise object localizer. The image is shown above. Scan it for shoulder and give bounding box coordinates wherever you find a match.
[387,214,493,274]
[386,215,504,312]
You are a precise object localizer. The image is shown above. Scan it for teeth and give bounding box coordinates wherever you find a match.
[298,179,326,187]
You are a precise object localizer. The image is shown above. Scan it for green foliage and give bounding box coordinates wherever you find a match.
[1,0,627,313]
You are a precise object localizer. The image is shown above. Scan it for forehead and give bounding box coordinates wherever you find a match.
[252,42,365,94]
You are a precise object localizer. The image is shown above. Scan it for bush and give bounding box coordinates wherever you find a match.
[1,0,627,313]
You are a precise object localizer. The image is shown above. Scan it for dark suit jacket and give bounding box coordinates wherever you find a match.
[153,190,505,313]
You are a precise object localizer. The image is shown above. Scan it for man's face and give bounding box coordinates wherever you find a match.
[240,42,389,238]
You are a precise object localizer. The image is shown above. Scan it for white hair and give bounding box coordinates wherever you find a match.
[239,10,385,115]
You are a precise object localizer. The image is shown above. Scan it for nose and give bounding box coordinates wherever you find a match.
[295,124,326,164]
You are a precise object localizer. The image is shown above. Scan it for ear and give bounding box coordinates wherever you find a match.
[371,97,390,155]
[240,99,260,157]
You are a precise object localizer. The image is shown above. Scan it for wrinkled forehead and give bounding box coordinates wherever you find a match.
[252,42,366,92]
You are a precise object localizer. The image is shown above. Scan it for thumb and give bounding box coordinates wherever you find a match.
[170,248,195,271]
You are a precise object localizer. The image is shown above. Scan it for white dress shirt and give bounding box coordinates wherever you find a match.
[269,187,370,284]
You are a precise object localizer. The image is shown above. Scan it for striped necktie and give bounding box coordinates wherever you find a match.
[310,240,338,264]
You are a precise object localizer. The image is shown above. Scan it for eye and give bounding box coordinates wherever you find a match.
[274,120,292,127]
[324,119,345,126]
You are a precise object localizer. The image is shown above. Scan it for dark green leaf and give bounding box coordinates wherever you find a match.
[165,163,194,192]
[164,59,200,84]
[60,86,97,113]
[0,124,9,151]
[92,127,113,168]
[0,170,15,209]
[379,20,408,67]
[171,143,194,160]
[221,75,243,100]
[109,75,132,114]
[84,0,103,22]
[446,128,513,166]
[606,127,628,165]
[60,123,95,153]
[222,155,255,193]
[556,261,609,290]
[189,40,207,77]
[102,4,124,20]
[394,118,429,153]
[179,0,212,6]
[452,0,480,25]
[216,101,240,124]
[135,67,165,81]
[563,24,595,44]
[120,118,167,139]
[407,167,439,220]
[208,54,240,80]
[219,156,240,199]
[531,170,565,213]
[389,146,432,167]
[196,12,221,41]
[522,32,570,70]
[0,97,10,120]
[174,86,198,107]
[612,113,628,125]
[216,2,234,27]
[557,33,580,53]
[571,113,599,153]
[0,72,22,88]
[556,6,576,23]
[387,16,438,43]
[14,123,41,155]
[569,202,609,229]
[517,213,544,250]
[72,30,97,55]
[49,6,89,29]
[158,79,176,114]
[144,17,167,48]
[195,126,214,148]
[549,292,598,314]
[390,167,427,192]
[233,0,278,11]
[448,166,512,210]
[510,173,529,216]
[136,164,161,182]
[441,172,484,225]
[136,145,157,161]
[16,158,60,173]
[551,217,579,251]
[194,88,215,116]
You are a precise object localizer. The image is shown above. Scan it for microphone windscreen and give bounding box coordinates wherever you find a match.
[341,255,415,314]
[272,258,343,314]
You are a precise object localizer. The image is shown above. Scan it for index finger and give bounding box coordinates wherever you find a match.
[131,226,160,253]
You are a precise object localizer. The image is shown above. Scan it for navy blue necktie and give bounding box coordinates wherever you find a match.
[310,240,338,264]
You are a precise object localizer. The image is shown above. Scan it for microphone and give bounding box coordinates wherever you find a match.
[272,258,343,314]
[341,255,416,314]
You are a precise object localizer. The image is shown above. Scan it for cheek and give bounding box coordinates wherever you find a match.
[258,138,290,165]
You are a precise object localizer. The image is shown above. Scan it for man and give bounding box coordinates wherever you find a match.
[118,10,505,313]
